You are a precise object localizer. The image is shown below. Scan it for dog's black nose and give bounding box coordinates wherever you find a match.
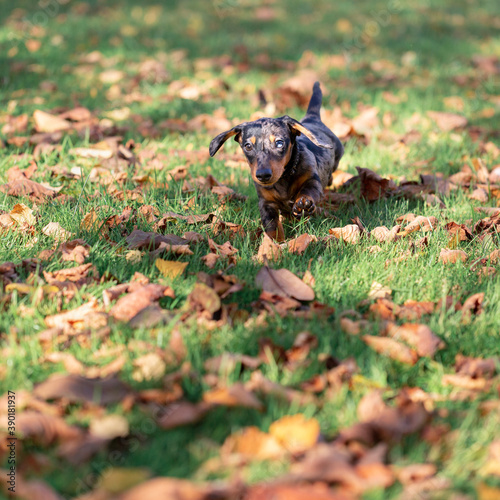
[256,169,272,183]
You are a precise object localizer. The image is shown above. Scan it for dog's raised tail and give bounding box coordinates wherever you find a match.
[306,81,322,116]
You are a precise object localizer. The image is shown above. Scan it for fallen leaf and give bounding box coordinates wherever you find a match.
[110,284,172,322]
[42,222,72,241]
[17,411,82,445]
[269,414,320,454]
[255,233,283,263]
[427,111,468,131]
[340,317,369,335]
[126,229,189,251]
[222,425,285,461]
[343,167,393,201]
[439,248,468,264]
[386,322,444,357]
[256,266,315,301]
[461,292,484,320]
[132,353,166,382]
[33,110,71,133]
[287,233,317,255]
[59,239,90,264]
[203,383,263,410]
[399,216,439,236]
[368,281,392,300]
[155,258,188,279]
[45,298,107,332]
[329,224,361,244]
[89,414,129,440]
[117,478,206,500]
[33,374,130,405]
[0,178,59,201]
[370,225,400,242]
[363,335,418,364]
[157,401,211,430]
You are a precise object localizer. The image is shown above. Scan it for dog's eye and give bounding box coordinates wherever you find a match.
[244,142,253,152]
[275,140,284,149]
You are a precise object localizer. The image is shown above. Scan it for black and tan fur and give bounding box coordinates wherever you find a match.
[209,82,343,241]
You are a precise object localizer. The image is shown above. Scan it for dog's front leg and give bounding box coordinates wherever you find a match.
[259,200,284,242]
[292,177,323,218]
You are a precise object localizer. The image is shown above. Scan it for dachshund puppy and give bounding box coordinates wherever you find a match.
[209,82,343,241]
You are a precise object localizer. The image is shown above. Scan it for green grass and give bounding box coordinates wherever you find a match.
[1,0,500,498]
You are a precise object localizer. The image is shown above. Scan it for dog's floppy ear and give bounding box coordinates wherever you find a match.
[281,115,332,149]
[209,124,246,157]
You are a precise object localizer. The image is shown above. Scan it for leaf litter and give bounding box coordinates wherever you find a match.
[1,20,500,500]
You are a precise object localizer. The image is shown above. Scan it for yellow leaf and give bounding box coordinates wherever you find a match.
[10,203,35,226]
[155,259,188,279]
[99,467,151,494]
[269,414,320,454]
[478,483,500,500]
[5,283,34,294]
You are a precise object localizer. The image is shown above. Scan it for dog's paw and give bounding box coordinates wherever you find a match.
[292,196,316,218]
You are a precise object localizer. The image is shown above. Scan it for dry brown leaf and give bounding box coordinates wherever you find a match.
[157,401,211,430]
[44,352,85,374]
[462,292,484,320]
[445,221,473,241]
[117,478,207,500]
[125,229,188,250]
[45,298,107,332]
[255,266,315,301]
[8,476,64,500]
[427,111,468,131]
[33,110,71,133]
[44,262,97,284]
[10,203,36,226]
[59,239,90,264]
[70,147,113,159]
[399,216,439,236]
[17,411,82,445]
[255,233,283,263]
[287,233,317,255]
[89,414,129,440]
[340,317,369,335]
[363,335,418,365]
[110,284,172,322]
[329,224,361,244]
[439,248,468,264]
[368,281,392,300]
[246,482,350,500]
[1,114,28,135]
[132,353,166,382]
[455,354,497,378]
[42,222,72,241]
[222,425,285,461]
[344,166,393,201]
[203,383,263,410]
[442,374,490,391]
[355,389,429,440]
[370,225,400,242]
[469,187,489,203]
[33,374,130,405]
[0,178,58,201]
[329,169,354,188]
[386,322,444,357]
[201,252,220,269]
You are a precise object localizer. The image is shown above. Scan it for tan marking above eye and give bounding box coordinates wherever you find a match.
[269,134,275,142]
[250,136,256,144]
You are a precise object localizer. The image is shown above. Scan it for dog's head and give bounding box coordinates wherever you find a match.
[209,116,332,186]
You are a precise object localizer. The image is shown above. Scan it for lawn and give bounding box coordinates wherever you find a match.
[0,0,499,499]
